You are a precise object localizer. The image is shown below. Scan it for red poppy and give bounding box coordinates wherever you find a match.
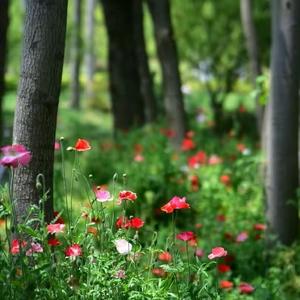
[239,282,254,294]
[65,244,82,257]
[11,239,27,255]
[188,151,207,168]
[161,196,190,214]
[181,138,195,151]
[195,248,204,257]
[190,175,200,192]
[220,175,231,186]
[253,223,266,231]
[176,231,196,242]
[53,211,65,224]
[74,138,91,151]
[129,217,144,229]
[188,237,198,247]
[158,251,172,263]
[116,216,130,229]
[152,268,166,277]
[119,191,137,202]
[219,280,233,289]
[48,237,61,246]
[224,254,235,263]
[217,264,231,273]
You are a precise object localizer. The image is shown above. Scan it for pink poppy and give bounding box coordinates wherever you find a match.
[208,155,223,165]
[134,154,144,162]
[161,196,190,214]
[65,244,82,257]
[195,248,204,257]
[208,247,227,260]
[176,231,196,242]
[239,282,255,294]
[47,223,65,234]
[0,144,31,168]
[26,242,43,256]
[253,223,266,231]
[152,268,166,277]
[236,231,248,243]
[95,188,112,202]
[54,141,60,150]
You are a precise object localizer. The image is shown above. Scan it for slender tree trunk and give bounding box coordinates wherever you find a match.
[101,0,145,131]
[266,0,300,245]
[240,0,264,133]
[132,0,157,123]
[13,0,68,224]
[70,0,82,109]
[85,0,96,101]
[147,0,186,147]
[0,0,9,144]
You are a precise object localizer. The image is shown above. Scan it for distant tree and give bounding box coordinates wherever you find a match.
[132,0,157,123]
[0,0,9,144]
[240,0,264,132]
[147,0,186,147]
[101,0,145,131]
[85,0,96,102]
[13,0,68,223]
[70,0,82,109]
[266,0,300,245]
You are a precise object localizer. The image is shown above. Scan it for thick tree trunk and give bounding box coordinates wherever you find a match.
[101,0,145,131]
[13,0,68,224]
[70,0,82,109]
[266,0,300,245]
[240,0,264,133]
[132,0,157,123]
[0,0,9,144]
[85,0,96,101]
[147,0,186,147]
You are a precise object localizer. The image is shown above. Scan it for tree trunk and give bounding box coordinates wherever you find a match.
[85,0,96,101]
[147,0,186,147]
[0,0,9,144]
[266,0,300,245]
[132,0,157,123]
[240,0,264,133]
[70,0,82,109]
[12,0,68,224]
[101,0,145,131]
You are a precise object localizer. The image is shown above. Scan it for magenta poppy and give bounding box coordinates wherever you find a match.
[0,144,31,168]
[176,231,196,242]
[208,247,227,260]
[65,244,82,257]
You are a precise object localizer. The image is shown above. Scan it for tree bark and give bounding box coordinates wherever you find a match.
[0,0,9,144]
[266,0,300,245]
[240,0,264,133]
[70,0,82,109]
[85,0,96,101]
[132,0,157,123]
[101,0,145,131]
[13,0,68,224]
[147,0,186,147]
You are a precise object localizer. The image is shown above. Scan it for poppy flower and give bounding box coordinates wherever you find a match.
[48,237,61,246]
[114,269,126,279]
[10,239,27,255]
[54,141,60,150]
[236,231,248,243]
[188,237,198,247]
[129,217,144,229]
[26,242,43,256]
[161,196,190,214]
[195,248,204,257]
[208,155,223,165]
[158,251,172,263]
[218,264,231,273]
[239,282,254,294]
[95,188,112,202]
[188,151,207,168]
[152,268,166,277]
[65,244,82,258]
[119,191,137,202]
[74,138,91,151]
[208,247,227,260]
[47,223,65,234]
[116,216,130,229]
[189,175,200,192]
[220,175,231,186]
[220,280,233,289]
[0,144,31,168]
[253,223,266,231]
[115,239,132,255]
[134,154,144,162]
[181,138,195,151]
[176,231,196,242]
